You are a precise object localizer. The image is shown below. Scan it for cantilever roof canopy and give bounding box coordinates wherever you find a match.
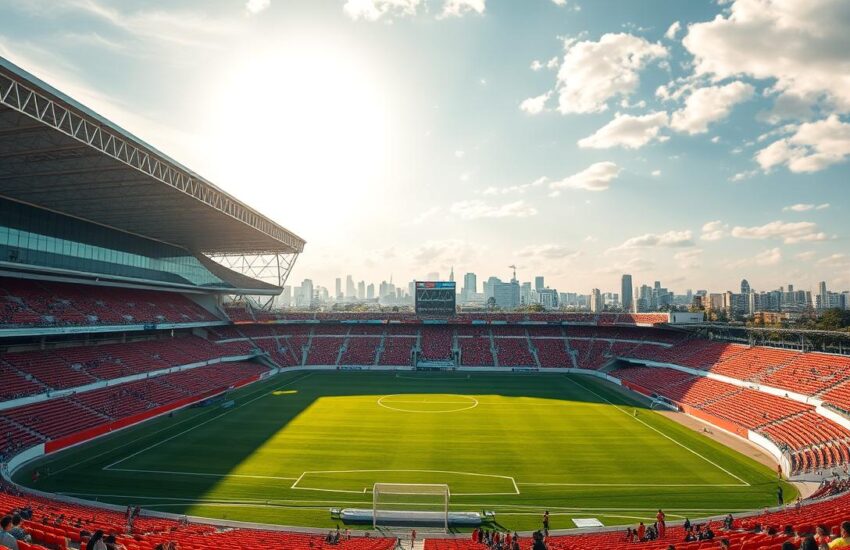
[0,56,305,255]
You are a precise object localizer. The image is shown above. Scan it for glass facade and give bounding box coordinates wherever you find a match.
[0,198,230,288]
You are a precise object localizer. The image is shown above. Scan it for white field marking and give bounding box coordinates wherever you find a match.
[291,468,519,496]
[517,482,747,487]
[103,372,314,471]
[53,493,748,514]
[568,377,751,487]
[377,394,478,413]
[46,372,307,476]
[394,375,469,381]
[106,468,298,481]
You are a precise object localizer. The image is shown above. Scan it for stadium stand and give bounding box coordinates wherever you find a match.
[0,278,217,328]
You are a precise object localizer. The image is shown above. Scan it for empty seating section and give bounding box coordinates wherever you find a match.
[0,277,216,327]
[569,339,611,370]
[494,337,535,367]
[379,337,415,366]
[306,337,345,365]
[420,326,453,361]
[533,337,571,368]
[611,364,850,473]
[0,487,395,550]
[0,337,254,399]
[459,336,494,366]
[0,362,266,444]
[340,337,381,365]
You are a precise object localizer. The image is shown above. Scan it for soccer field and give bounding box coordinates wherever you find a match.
[16,370,795,532]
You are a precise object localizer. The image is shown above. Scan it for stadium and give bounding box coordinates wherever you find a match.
[2,16,850,550]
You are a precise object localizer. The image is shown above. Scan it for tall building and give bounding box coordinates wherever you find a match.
[621,274,633,312]
[367,283,375,300]
[589,288,603,313]
[818,281,828,310]
[493,280,520,309]
[741,279,751,295]
[521,281,532,305]
[345,275,355,299]
[534,276,544,292]
[357,280,365,300]
[449,266,454,282]
[462,272,477,303]
[335,278,342,300]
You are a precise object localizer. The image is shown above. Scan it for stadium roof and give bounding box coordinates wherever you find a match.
[0,56,305,255]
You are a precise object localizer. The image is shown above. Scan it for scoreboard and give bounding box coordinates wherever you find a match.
[414,281,456,317]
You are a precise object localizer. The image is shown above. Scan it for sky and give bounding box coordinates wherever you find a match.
[1,0,849,295]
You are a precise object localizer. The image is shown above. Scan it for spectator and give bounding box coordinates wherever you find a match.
[7,517,27,543]
[86,530,107,550]
[829,522,850,549]
[816,525,832,546]
[719,538,730,550]
[723,514,734,531]
[0,517,17,550]
[801,537,819,550]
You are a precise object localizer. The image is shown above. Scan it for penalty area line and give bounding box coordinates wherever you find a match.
[568,377,751,487]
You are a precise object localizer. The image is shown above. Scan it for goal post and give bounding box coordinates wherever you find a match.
[372,483,450,532]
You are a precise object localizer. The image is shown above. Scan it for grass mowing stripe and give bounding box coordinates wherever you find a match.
[568,375,751,487]
[103,372,313,470]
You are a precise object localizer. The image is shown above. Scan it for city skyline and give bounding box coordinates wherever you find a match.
[1,0,848,292]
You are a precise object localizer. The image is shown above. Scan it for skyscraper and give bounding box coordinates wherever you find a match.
[590,288,603,313]
[345,275,355,299]
[534,276,544,292]
[819,281,828,310]
[621,274,633,312]
[357,280,365,300]
[335,278,342,300]
[462,272,477,303]
[741,279,750,295]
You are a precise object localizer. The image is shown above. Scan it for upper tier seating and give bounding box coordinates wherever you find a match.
[0,277,217,328]
[420,326,454,361]
[0,336,252,400]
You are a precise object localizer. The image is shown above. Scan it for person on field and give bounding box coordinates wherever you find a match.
[777,485,784,506]
[542,510,549,533]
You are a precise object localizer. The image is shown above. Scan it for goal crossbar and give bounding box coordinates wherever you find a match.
[372,483,450,531]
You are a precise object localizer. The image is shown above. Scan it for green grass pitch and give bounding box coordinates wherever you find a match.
[16,370,795,532]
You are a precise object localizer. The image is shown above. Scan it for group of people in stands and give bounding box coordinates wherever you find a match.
[471,527,521,550]
[0,514,31,549]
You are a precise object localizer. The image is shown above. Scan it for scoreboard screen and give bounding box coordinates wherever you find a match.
[415,281,456,317]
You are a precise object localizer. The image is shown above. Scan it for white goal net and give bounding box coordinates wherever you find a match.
[372,483,450,531]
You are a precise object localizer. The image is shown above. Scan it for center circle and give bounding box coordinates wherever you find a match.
[377,393,479,413]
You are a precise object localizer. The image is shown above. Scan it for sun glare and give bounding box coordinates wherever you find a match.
[207,42,392,228]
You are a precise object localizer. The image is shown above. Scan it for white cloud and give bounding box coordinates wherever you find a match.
[245,0,270,15]
[450,199,537,220]
[756,115,850,173]
[519,92,551,115]
[669,82,755,134]
[342,0,421,21]
[729,169,758,182]
[731,220,829,244]
[611,230,695,251]
[407,206,442,225]
[552,33,667,114]
[754,247,782,266]
[701,220,728,241]
[440,0,485,18]
[518,244,578,260]
[548,162,622,193]
[530,60,543,71]
[665,21,681,40]
[410,239,481,266]
[817,253,850,267]
[482,177,546,196]
[454,150,466,158]
[674,248,703,268]
[683,0,850,113]
[551,0,568,5]
[578,111,669,149]
[651,169,662,177]
[782,203,830,212]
